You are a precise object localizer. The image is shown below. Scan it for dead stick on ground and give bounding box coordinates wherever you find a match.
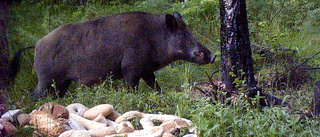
[278,51,320,79]
[291,51,320,72]
[204,70,221,90]
[299,67,320,70]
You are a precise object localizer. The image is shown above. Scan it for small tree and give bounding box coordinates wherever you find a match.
[217,0,286,107]
[0,0,10,113]
[219,0,256,93]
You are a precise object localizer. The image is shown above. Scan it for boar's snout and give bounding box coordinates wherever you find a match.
[191,47,216,65]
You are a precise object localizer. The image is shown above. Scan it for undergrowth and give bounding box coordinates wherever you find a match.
[7,0,320,136]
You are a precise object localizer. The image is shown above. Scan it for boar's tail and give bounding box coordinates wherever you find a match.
[9,46,35,83]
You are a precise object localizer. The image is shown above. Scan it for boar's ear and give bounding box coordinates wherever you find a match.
[165,14,178,32]
[173,12,182,19]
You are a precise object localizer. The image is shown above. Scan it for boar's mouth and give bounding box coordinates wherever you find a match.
[210,54,216,64]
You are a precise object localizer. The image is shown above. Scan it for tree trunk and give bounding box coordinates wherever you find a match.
[218,0,288,108]
[0,0,10,113]
[219,0,256,93]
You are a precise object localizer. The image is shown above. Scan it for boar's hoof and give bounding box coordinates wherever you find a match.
[30,91,46,101]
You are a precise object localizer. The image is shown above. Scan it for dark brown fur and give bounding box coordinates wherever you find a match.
[11,11,215,99]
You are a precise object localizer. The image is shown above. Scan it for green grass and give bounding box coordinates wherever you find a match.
[7,0,320,136]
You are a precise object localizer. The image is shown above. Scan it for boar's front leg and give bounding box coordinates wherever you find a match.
[56,79,72,97]
[141,72,161,93]
[122,67,141,91]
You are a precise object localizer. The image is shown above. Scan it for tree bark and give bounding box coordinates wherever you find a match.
[219,0,256,93]
[0,0,10,113]
[313,81,320,115]
[218,0,288,108]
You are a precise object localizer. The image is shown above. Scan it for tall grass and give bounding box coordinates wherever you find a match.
[7,0,320,136]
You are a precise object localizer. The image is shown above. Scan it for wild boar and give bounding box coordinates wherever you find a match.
[11,11,216,99]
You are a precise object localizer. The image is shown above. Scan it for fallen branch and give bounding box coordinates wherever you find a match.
[195,86,217,101]
[298,67,320,70]
[273,51,320,88]
[246,87,290,108]
[204,70,221,90]
[291,51,320,72]
[196,76,288,108]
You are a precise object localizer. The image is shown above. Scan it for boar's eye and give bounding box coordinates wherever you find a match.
[199,52,205,59]
[195,52,205,59]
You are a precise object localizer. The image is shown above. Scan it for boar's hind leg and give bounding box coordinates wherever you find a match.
[31,79,72,100]
[31,79,52,100]
[141,72,161,93]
